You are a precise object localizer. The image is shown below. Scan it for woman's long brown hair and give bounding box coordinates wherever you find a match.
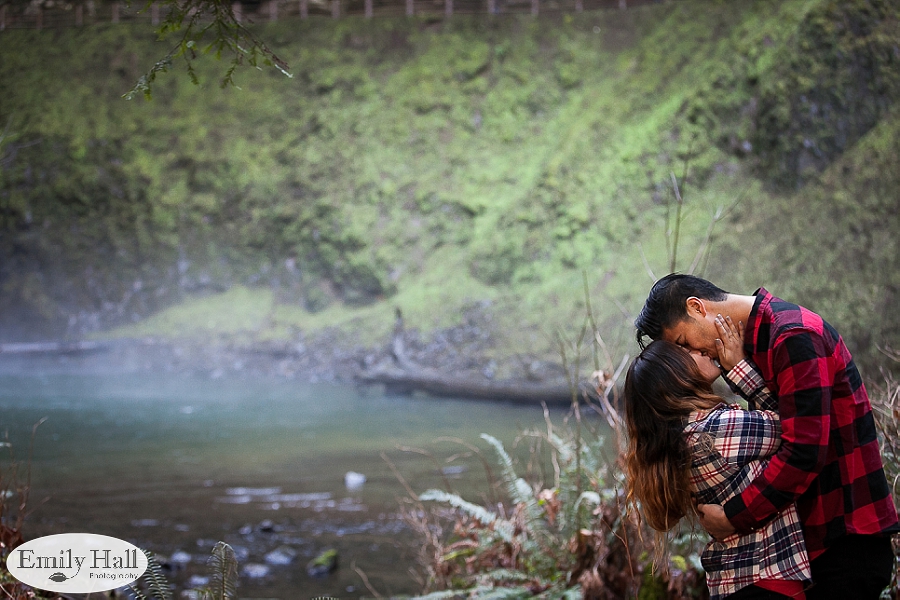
[623,340,723,532]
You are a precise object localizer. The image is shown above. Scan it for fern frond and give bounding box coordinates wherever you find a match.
[555,587,583,600]
[140,549,173,600]
[475,585,532,599]
[546,431,574,463]
[411,589,470,599]
[476,568,531,583]
[419,490,515,544]
[128,584,150,600]
[206,541,239,600]
[575,491,601,509]
[480,434,545,534]
[419,489,499,527]
[480,435,522,502]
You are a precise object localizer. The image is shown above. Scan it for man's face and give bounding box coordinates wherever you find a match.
[661,305,719,358]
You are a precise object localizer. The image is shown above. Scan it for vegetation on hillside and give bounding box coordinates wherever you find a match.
[0,0,898,373]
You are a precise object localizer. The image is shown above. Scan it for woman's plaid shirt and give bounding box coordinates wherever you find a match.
[684,364,810,599]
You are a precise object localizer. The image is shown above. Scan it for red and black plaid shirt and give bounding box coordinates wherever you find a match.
[723,288,899,558]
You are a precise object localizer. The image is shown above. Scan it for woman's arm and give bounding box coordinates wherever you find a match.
[727,359,777,412]
[708,407,781,464]
[715,314,776,411]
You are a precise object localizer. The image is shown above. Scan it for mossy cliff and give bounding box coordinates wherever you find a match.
[0,0,897,374]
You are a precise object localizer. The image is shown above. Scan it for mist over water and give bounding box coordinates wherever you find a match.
[0,354,590,598]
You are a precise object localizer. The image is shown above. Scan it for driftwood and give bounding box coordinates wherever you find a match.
[355,308,575,405]
[357,366,575,405]
[0,340,110,355]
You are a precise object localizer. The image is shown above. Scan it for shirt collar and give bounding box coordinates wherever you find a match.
[745,287,771,355]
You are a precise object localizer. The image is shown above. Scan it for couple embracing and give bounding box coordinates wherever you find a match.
[625,274,898,599]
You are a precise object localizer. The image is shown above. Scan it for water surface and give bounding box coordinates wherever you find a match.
[0,355,591,598]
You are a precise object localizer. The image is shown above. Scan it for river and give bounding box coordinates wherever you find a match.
[0,353,601,599]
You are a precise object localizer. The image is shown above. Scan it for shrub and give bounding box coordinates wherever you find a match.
[399,372,707,599]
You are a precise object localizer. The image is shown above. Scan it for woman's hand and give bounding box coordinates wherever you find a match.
[714,314,745,372]
[696,503,737,540]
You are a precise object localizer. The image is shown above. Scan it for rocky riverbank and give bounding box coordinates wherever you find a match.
[2,301,575,401]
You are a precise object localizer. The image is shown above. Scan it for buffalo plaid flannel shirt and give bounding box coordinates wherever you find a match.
[722,288,899,558]
[685,396,811,600]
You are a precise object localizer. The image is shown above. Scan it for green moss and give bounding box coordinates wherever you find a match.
[112,286,276,338]
[1,1,898,372]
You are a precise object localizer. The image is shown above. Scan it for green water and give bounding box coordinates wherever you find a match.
[0,356,599,598]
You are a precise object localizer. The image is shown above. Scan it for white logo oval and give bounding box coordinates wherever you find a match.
[7,533,149,593]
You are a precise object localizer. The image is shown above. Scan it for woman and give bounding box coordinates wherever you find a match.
[623,333,810,600]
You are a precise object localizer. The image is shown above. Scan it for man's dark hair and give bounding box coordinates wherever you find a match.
[634,273,728,349]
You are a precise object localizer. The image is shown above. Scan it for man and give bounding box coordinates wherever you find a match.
[634,273,898,599]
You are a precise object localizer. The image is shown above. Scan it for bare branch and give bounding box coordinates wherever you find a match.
[637,241,657,282]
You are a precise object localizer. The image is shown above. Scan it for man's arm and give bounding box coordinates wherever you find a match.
[696,403,780,540]
[722,329,833,534]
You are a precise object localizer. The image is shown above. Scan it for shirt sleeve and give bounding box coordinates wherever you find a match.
[726,358,777,411]
[708,407,781,465]
[724,328,833,534]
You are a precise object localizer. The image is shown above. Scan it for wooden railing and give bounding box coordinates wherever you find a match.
[0,0,664,31]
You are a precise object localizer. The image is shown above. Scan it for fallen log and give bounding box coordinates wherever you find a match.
[356,366,576,406]
[356,307,577,405]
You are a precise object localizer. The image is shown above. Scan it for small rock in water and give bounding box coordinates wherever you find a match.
[188,575,210,588]
[169,551,192,565]
[258,519,276,533]
[306,549,338,578]
[242,563,271,579]
[264,545,297,566]
[131,519,159,527]
[344,471,366,490]
[230,545,250,562]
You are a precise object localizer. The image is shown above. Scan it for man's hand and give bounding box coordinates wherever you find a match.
[696,503,737,540]
[714,314,745,372]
